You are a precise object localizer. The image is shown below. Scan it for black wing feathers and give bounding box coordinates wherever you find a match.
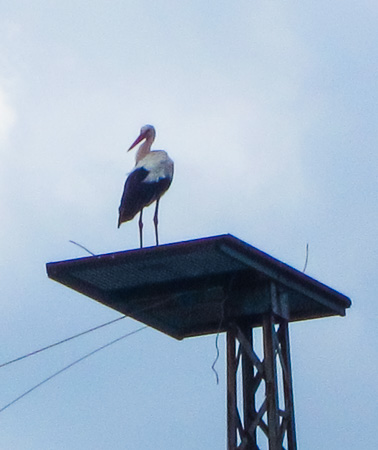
[118,168,172,227]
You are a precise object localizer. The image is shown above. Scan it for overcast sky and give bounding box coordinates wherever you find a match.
[0,1,377,449]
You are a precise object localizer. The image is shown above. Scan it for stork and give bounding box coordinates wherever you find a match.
[118,124,174,248]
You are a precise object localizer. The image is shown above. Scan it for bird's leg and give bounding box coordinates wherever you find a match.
[139,209,143,248]
[153,199,160,246]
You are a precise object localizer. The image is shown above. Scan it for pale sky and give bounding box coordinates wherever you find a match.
[0,1,377,449]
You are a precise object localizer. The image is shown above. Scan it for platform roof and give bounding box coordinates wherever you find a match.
[46,234,351,340]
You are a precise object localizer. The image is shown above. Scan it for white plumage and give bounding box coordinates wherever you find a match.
[135,151,173,184]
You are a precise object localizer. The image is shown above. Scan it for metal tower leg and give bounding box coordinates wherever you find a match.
[227,329,238,450]
[226,301,297,449]
[263,314,280,449]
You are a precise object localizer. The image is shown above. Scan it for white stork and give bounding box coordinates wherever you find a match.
[118,124,174,248]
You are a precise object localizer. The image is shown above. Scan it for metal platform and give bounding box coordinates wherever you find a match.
[46,234,351,340]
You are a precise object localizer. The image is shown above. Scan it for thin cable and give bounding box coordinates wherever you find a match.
[0,294,177,416]
[212,334,221,385]
[211,276,237,384]
[0,296,174,370]
[0,297,174,413]
[0,316,127,369]
[211,294,228,385]
[69,240,96,256]
[303,243,309,273]
[0,325,147,413]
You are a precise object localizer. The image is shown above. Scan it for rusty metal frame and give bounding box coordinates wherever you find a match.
[227,283,297,450]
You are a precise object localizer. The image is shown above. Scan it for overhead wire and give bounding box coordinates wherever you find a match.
[0,296,172,371]
[0,316,127,369]
[0,325,147,413]
[0,296,173,413]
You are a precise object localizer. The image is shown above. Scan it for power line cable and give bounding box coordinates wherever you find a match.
[0,297,174,412]
[0,325,147,413]
[0,316,126,369]
[0,296,173,370]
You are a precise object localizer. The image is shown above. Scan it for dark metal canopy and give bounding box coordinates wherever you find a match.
[46,234,351,340]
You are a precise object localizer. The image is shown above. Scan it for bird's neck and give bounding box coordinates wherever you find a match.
[135,137,153,163]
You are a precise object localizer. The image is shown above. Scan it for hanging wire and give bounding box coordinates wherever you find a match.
[211,296,226,385]
[303,243,309,273]
[0,316,126,369]
[0,296,174,413]
[0,325,147,413]
[69,240,96,256]
[0,296,172,371]
[211,275,236,384]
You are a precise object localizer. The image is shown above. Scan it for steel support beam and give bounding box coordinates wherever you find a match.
[227,329,238,450]
[226,286,297,449]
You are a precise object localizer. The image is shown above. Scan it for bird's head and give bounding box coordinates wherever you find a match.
[128,124,156,151]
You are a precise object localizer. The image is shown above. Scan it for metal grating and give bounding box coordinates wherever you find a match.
[46,234,351,339]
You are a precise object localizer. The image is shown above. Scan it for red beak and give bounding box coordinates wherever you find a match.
[128,130,147,151]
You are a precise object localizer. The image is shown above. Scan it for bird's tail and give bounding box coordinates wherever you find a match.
[118,205,139,228]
